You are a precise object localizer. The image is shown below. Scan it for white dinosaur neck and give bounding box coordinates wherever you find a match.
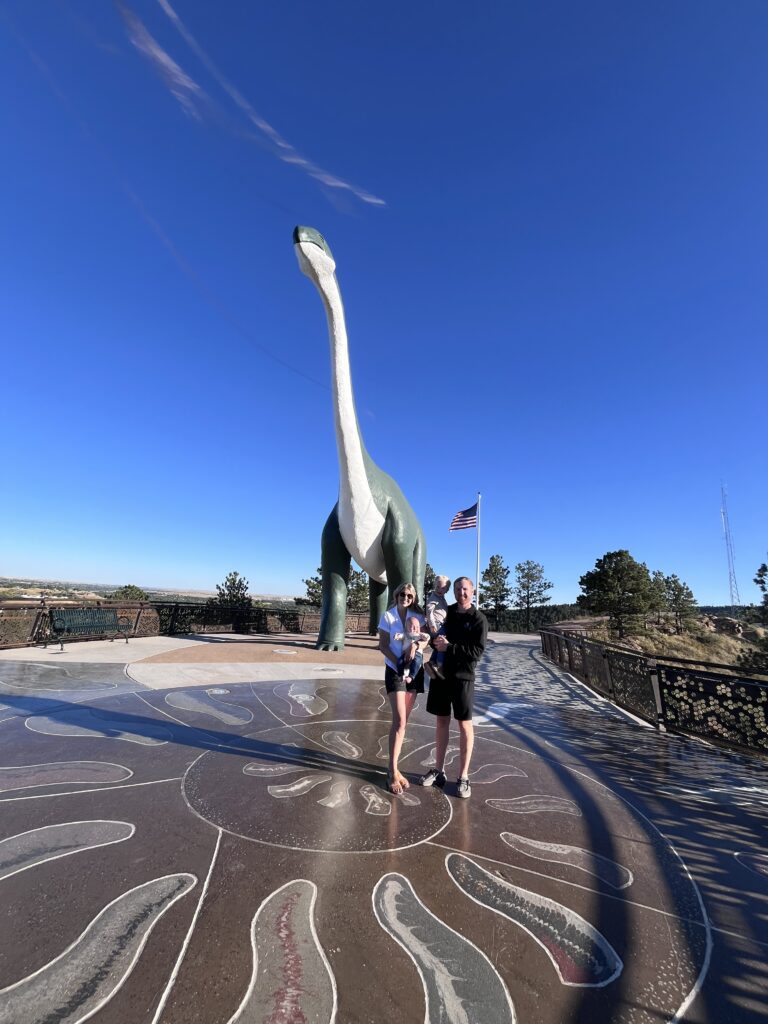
[319,273,367,495]
[312,261,387,583]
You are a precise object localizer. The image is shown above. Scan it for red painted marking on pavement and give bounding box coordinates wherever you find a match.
[267,892,307,1024]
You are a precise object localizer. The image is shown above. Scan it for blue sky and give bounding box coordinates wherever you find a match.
[2,1,766,605]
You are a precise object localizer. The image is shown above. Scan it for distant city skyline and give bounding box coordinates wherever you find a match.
[2,3,766,607]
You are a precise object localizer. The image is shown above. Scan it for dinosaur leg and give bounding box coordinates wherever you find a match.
[318,505,351,651]
[368,577,388,635]
[412,530,426,607]
[382,507,418,604]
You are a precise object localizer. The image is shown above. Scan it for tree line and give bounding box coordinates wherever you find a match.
[294,551,708,638]
[575,550,696,638]
[478,550,696,640]
[108,552,768,672]
[479,556,553,631]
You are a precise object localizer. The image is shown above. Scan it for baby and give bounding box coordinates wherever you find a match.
[424,575,451,680]
[395,615,430,683]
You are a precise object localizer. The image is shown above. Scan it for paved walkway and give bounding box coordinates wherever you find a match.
[0,634,766,1023]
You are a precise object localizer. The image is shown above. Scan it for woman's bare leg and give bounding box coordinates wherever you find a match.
[389,690,417,791]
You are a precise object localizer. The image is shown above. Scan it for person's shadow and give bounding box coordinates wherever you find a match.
[0,691,382,784]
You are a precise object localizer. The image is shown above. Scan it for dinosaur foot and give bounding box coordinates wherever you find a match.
[316,641,344,652]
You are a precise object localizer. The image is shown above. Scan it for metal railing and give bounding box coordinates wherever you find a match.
[0,600,370,649]
[540,628,768,757]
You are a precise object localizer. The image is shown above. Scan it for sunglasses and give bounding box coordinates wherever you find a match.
[398,593,414,600]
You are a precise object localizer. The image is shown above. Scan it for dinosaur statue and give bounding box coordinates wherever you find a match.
[294,225,426,651]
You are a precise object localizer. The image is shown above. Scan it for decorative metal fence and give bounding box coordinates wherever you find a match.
[607,649,657,723]
[657,664,768,753]
[0,601,370,648]
[540,629,768,757]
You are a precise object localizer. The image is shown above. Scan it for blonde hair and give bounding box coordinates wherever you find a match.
[435,575,451,588]
[390,582,423,613]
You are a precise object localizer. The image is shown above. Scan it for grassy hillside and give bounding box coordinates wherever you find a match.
[583,615,766,674]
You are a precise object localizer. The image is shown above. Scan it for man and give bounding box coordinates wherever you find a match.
[419,576,488,799]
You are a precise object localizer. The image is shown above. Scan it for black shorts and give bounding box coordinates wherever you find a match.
[426,677,474,720]
[384,665,425,694]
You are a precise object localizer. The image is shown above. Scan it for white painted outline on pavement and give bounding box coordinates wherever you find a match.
[0,820,136,882]
[0,777,182,803]
[180,717,454,854]
[0,872,197,1023]
[150,830,222,1024]
[0,760,133,794]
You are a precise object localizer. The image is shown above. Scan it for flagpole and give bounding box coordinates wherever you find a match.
[475,491,481,606]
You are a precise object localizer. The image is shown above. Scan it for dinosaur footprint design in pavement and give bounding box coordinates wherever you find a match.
[165,690,252,725]
[274,682,329,717]
[373,872,515,1023]
[0,874,196,1024]
[500,833,633,889]
[446,854,622,987]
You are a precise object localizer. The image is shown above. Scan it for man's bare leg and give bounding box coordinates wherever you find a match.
[457,719,474,778]
[434,715,451,771]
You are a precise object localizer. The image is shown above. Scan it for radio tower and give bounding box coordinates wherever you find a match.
[720,486,741,610]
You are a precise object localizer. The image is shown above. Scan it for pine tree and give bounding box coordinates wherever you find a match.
[481,554,512,624]
[647,570,668,626]
[109,584,149,602]
[300,566,368,610]
[755,562,768,626]
[664,574,697,634]
[513,560,553,632]
[738,562,768,673]
[346,568,369,610]
[209,571,252,630]
[577,550,653,638]
[300,569,323,607]
[215,571,251,607]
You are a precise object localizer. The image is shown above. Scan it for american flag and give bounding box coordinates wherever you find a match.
[449,503,478,531]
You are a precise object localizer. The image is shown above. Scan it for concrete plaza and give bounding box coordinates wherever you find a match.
[0,633,766,1023]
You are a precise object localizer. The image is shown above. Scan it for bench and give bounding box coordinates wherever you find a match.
[45,608,132,651]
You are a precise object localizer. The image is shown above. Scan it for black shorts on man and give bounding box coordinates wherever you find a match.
[425,678,474,720]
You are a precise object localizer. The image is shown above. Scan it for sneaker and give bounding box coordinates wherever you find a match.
[420,768,447,788]
[456,777,471,799]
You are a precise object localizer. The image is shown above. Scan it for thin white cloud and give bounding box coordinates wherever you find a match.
[117,0,385,206]
[7,6,329,390]
[115,1,202,120]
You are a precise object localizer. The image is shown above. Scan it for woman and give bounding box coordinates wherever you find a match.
[378,582,428,794]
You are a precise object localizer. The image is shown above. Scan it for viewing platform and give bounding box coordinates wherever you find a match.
[0,633,766,1022]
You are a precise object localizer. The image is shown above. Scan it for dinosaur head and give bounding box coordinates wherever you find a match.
[294,225,337,289]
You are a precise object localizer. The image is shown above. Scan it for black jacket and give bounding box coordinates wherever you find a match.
[442,605,488,681]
